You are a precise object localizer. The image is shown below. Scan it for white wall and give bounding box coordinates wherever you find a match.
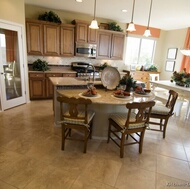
[155,29,187,80]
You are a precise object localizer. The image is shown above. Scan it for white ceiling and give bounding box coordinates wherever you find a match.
[24,0,190,31]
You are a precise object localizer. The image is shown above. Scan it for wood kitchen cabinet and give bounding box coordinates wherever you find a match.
[29,72,76,99]
[26,20,43,55]
[72,20,97,44]
[60,25,75,56]
[46,73,62,98]
[97,30,125,60]
[26,19,74,57]
[29,73,46,99]
[43,24,60,56]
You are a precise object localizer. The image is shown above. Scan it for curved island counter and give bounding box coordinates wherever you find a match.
[50,77,155,139]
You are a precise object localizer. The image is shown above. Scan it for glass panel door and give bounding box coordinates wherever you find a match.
[0,21,26,110]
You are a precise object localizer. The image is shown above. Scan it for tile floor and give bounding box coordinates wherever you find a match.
[0,100,190,189]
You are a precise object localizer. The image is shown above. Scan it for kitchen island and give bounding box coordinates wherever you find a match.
[50,77,155,139]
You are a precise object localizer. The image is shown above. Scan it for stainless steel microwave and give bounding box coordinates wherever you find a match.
[75,43,97,58]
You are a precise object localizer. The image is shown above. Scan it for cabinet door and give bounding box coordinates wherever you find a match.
[26,22,43,55]
[60,26,74,57]
[46,73,62,98]
[75,22,88,43]
[43,24,60,56]
[88,28,97,44]
[29,73,45,99]
[97,31,112,59]
[110,33,125,60]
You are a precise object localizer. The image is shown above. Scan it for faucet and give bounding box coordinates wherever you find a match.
[86,63,96,82]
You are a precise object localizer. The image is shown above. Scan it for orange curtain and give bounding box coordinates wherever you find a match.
[180,27,190,73]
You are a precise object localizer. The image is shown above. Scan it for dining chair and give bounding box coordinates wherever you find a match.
[57,96,95,153]
[107,101,155,158]
[146,90,178,138]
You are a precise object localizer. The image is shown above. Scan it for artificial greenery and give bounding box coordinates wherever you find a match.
[38,11,62,24]
[32,59,50,71]
[119,74,137,91]
[147,65,158,72]
[108,22,123,32]
[171,69,190,87]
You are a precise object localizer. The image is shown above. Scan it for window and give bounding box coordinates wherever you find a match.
[125,36,156,67]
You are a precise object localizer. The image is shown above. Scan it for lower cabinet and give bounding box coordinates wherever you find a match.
[29,73,46,99]
[46,73,63,98]
[29,72,77,99]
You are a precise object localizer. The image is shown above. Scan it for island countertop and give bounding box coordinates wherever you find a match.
[50,77,155,138]
[49,77,102,86]
[57,89,155,105]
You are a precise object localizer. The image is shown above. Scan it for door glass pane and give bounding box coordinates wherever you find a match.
[0,29,22,100]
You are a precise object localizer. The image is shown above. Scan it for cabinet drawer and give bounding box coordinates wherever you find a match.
[63,73,76,77]
[29,73,45,78]
[45,73,62,77]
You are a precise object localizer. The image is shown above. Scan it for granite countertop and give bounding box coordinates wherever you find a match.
[49,77,102,86]
[28,67,77,74]
[57,88,155,105]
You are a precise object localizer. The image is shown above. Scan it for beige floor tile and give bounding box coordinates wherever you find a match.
[0,148,23,171]
[0,155,48,189]
[157,142,187,161]
[157,155,190,181]
[0,180,17,189]
[115,166,156,189]
[156,173,190,189]
[51,150,92,175]
[81,156,122,187]
[122,152,157,172]
[71,175,116,189]
[24,165,77,189]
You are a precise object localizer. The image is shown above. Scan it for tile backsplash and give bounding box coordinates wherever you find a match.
[27,56,130,71]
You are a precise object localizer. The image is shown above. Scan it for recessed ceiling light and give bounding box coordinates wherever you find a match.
[122,9,127,13]
[76,0,83,2]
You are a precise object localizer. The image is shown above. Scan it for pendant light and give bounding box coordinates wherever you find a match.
[89,0,99,29]
[144,0,153,37]
[127,0,136,32]
[180,49,190,56]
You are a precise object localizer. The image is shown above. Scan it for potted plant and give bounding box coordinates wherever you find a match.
[38,11,62,24]
[119,74,137,91]
[32,59,50,71]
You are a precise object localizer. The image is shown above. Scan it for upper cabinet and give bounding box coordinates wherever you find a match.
[97,30,125,60]
[60,25,75,56]
[43,24,60,56]
[72,20,97,44]
[26,19,74,57]
[26,21,43,55]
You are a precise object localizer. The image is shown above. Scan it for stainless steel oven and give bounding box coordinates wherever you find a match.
[75,43,97,58]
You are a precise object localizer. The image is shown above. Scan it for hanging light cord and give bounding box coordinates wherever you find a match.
[147,0,153,28]
[131,0,136,22]
[93,0,97,20]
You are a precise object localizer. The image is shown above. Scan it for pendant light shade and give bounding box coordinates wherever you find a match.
[127,0,136,32]
[89,0,99,29]
[180,49,190,56]
[144,0,153,37]
[144,29,151,37]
